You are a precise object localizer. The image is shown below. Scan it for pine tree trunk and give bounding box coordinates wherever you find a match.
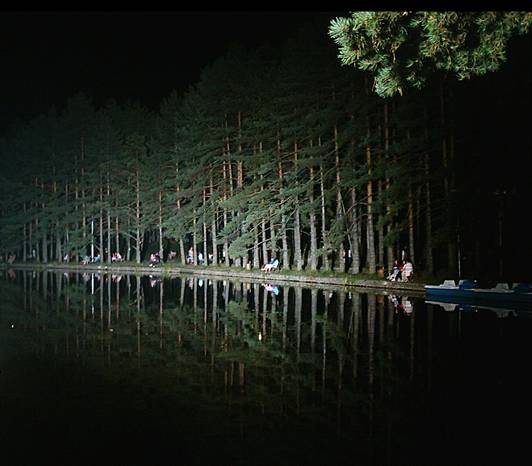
[308,165,318,271]
[99,183,103,259]
[22,203,27,262]
[159,189,164,258]
[202,189,208,265]
[406,130,415,264]
[253,226,260,269]
[384,102,395,273]
[320,162,330,271]
[222,158,230,266]
[366,131,376,275]
[192,208,198,266]
[107,171,112,264]
[349,187,360,274]
[424,153,434,275]
[175,163,186,264]
[135,168,141,264]
[210,175,218,266]
[41,181,48,263]
[423,108,434,275]
[440,82,457,273]
[278,132,289,270]
[293,141,303,271]
[334,125,345,272]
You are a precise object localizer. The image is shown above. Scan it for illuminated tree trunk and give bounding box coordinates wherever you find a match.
[158,189,164,258]
[192,208,198,266]
[308,164,318,271]
[334,125,345,272]
[210,175,218,266]
[202,189,208,265]
[278,131,289,269]
[366,127,376,274]
[406,131,415,264]
[293,141,303,271]
[222,159,230,266]
[238,111,247,268]
[41,180,48,263]
[384,102,394,273]
[175,162,186,264]
[107,171,112,264]
[99,180,104,260]
[320,161,330,271]
[349,187,360,274]
[135,168,142,264]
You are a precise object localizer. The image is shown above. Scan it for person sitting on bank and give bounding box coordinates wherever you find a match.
[149,252,161,267]
[402,260,414,281]
[387,260,402,281]
[198,252,205,265]
[111,251,123,262]
[262,257,279,272]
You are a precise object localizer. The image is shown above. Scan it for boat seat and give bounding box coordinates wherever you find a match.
[513,283,532,293]
[494,282,510,290]
[458,279,477,289]
[443,280,456,287]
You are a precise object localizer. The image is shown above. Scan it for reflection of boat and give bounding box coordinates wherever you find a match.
[427,299,530,318]
[425,280,532,308]
[426,300,458,312]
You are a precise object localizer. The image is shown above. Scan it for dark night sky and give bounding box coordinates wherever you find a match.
[0,10,340,130]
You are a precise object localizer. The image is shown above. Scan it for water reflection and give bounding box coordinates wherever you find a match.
[0,269,529,465]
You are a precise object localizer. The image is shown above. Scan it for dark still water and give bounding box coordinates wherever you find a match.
[1,270,530,465]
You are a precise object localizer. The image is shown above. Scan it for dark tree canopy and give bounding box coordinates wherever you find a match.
[329,11,532,97]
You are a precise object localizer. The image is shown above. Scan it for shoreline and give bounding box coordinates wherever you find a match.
[2,262,426,297]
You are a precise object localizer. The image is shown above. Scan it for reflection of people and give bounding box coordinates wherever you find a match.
[263,283,280,296]
[403,298,413,314]
[390,295,404,313]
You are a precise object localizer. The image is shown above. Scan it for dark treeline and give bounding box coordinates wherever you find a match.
[0,25,530,282]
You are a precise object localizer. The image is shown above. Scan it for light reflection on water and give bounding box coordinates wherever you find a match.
[0,269,529,465]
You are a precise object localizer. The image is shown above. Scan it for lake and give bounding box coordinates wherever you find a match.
[0,269,530,465]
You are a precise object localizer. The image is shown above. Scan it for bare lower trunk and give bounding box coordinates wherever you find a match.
[308,165,318,271]
[320,162,330,271]
[349,187,360,274]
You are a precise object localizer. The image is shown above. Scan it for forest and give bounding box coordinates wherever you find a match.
[0,18,530,282]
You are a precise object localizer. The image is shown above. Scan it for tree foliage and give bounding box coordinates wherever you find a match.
[329,11,532,97]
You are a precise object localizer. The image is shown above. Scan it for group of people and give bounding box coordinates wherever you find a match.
[82,254,101,264]
[387,257,414,282]
[390,295,413,314]
[186,248,210,265]
[80,251,124,264]
[111,251,123,262]
[261,257,279,272]
[149,252,162,267]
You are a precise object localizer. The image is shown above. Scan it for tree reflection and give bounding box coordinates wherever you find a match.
[2,268,513,465]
